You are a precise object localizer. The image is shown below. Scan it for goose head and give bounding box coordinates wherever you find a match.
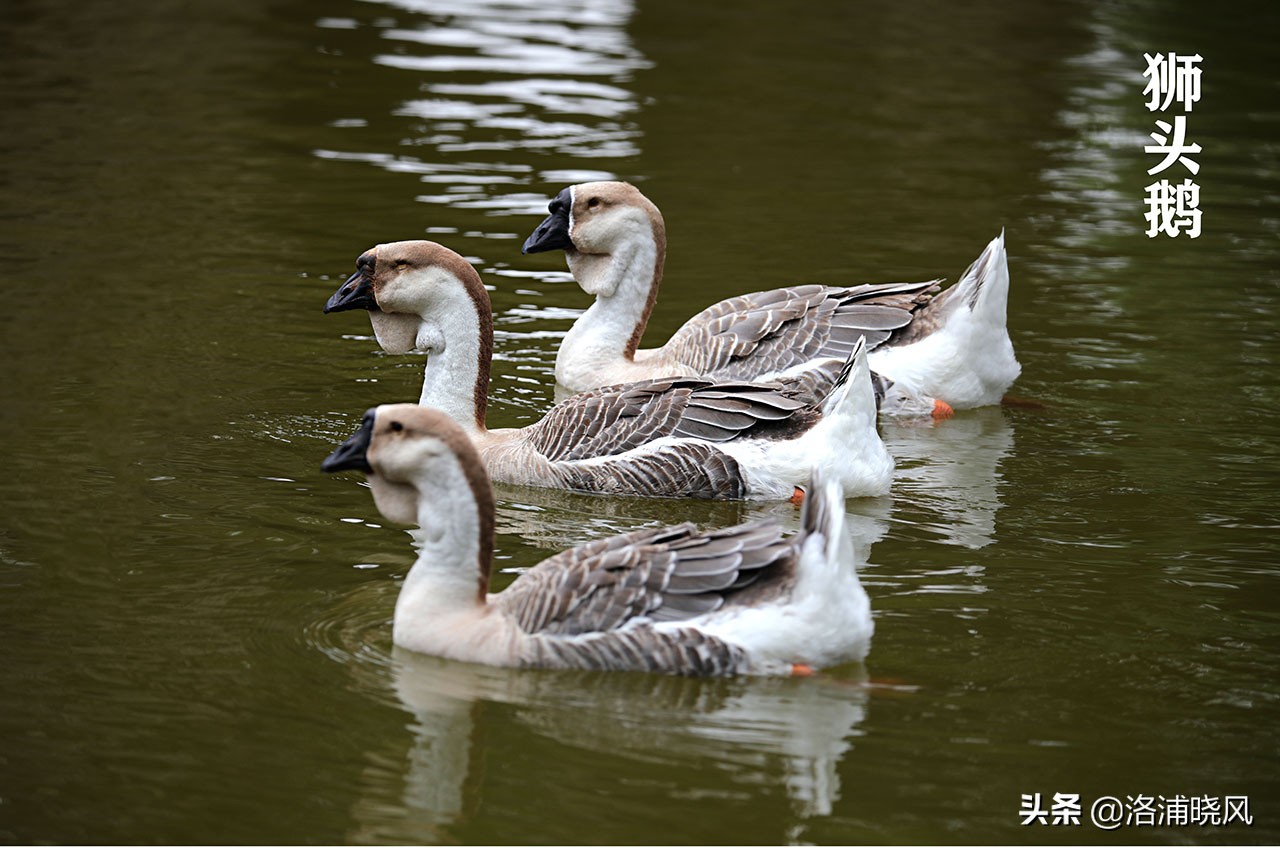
[324,240,492,356]
[322,404,496,588]
[522,181,665,298]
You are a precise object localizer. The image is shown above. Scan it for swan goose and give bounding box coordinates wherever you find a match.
[521,181,1020,414]
[323,240,893,501]
[321,403,873,676]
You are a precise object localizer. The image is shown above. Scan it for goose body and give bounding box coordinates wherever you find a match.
[521,181,1020,412]
[323,240,893,500]
[321,404,873,676]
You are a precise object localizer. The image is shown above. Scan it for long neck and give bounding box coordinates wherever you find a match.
[393,467,495,633]
[562,223,666,373]
[415,293,493,436]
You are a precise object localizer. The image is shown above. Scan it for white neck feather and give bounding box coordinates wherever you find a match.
[394,284,483,432]
[392,461,487,646]
[559,230,659,384]
[411,290,487,435]
[365,266,490,434]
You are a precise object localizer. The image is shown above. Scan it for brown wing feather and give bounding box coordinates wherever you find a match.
[663,280,942,381]
[494,519,796,637]
[522,378,810,463]
[554,441,749,500]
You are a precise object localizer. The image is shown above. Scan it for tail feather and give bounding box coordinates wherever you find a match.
[938,229,1007,317]
[799,465,845,552]
[809,334,894,495]
[821,335,874,420]
[871,231,1018,410]
[795,464,862,617]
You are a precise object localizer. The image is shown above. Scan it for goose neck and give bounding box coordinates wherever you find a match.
[414,293,493,438]
[395,463,496,626]
[564,224,665,362]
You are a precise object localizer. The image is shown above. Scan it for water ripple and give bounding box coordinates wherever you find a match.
[318,0,648,205]
[303,577,399,672]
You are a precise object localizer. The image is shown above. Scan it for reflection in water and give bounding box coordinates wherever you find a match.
[488,296,579,410]
[1031,6,1143,338]
[1036,14,1148,253]
[316,0,648,216]
[1034,21,1146,251]
[884,408,1015,550]
[345,649,870,843]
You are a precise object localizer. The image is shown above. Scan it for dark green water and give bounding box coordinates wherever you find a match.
[2,0,1277,844]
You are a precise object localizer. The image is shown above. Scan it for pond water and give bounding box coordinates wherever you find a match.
[1,0,1277,844]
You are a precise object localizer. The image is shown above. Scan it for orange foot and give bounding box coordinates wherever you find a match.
[789,486,805,506]
[931,399,955,421]
[791,663,817,677]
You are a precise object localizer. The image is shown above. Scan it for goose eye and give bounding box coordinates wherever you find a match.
[393,259,409,269]
[389,421,404,432]
[587,196,601,209]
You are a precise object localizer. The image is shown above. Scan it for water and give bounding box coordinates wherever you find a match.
[2,0,1278,844]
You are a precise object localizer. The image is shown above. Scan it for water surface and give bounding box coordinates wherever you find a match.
[1,0,1277,844]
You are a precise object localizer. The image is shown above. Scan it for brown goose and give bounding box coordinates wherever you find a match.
[522,181,1019,414]
[321,404,873,676]
[323,240,893,500]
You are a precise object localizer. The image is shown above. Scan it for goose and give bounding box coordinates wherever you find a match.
[521,181,1020,414]
[323,240,893,501]
[321,403,873,676]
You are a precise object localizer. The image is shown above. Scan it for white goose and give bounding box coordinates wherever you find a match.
[321,403,873,676]
[521,181,1021,414]
[323,240,893,501]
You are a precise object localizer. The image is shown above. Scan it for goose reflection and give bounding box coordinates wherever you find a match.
[346,649,871,843]
[883,407,1016,550]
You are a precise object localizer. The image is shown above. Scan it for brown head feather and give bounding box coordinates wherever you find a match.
[371,241,495,430]
[571,182,667,359]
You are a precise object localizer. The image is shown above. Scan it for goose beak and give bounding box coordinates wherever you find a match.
[522,196,574,254]
[324,269,378,314]
[322,410,376,474]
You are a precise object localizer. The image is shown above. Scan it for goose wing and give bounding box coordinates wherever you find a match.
[551,440,748,500]
[663,281,941,381]
[494,519,795,636]
[523,377,810,463]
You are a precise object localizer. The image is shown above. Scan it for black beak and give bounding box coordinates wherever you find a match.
[521,188,575,254]
[324,268,378,314]
[322,409,376,474]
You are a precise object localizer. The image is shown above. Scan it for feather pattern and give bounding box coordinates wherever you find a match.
[495,519,792,637]
[523,377,809,464]
[549,440,749,501]
[663,281,940,383]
